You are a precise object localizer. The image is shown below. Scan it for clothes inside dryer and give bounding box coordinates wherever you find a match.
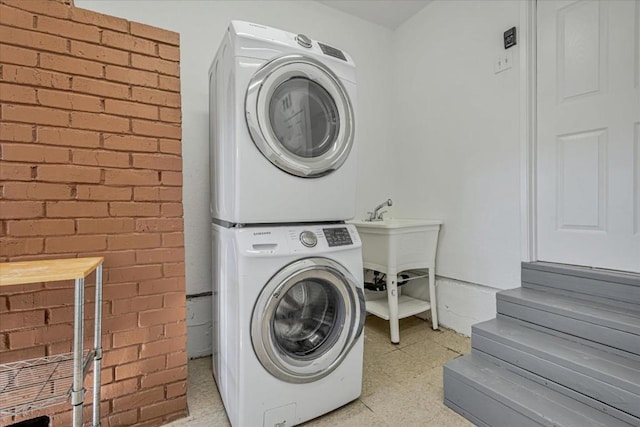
[269,77,340,158]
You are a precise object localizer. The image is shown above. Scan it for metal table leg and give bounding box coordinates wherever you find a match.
[93,264,103,426]
[72,277,85,427]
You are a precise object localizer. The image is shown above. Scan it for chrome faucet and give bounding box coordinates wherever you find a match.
[367,198,392,221]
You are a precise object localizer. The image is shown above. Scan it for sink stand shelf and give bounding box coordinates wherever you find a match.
[365,294,432,321]
[365,269,433,320]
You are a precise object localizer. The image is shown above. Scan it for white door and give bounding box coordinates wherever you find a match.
[537,0,640,272]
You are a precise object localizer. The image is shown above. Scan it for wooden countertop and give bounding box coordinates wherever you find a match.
[0,257,104,287]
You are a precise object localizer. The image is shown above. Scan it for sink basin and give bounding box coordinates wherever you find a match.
[348,218,442,273]
[348,218,442,230]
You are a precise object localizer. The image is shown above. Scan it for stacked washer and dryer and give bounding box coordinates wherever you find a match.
[209,21,366,427]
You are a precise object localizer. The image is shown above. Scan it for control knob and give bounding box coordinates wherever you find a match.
[295,34,312,48]
[299,230,317,247]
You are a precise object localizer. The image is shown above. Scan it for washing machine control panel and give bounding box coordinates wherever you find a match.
[299,230,317,247]
[283,225,360,252]
[323,227,353,247]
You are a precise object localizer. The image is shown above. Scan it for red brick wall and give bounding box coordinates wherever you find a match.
[0,0,187,425]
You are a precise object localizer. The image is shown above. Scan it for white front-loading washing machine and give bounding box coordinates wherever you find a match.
[211,222,365,427]
[209,21,358,224]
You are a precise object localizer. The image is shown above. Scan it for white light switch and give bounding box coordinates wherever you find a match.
[494,51,513,74]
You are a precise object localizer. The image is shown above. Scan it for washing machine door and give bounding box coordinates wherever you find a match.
[245,54,355,178]
[251,257,365,383]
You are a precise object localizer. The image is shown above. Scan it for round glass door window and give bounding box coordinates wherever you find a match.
[272,278,344,360]
[268,78,340,159]
[251,258,365,383]
[245,55,355,178]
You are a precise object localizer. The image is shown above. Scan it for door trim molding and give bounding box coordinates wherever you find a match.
[520,0,538,262]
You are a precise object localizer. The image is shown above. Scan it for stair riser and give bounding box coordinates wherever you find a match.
[444,370,543,427]
[523,282,640,312]
[498,292,640,336]
[522,266,640,306]
[472,333,640,418]
[444,399,491,427]
[497,299,640,355]
[496,314,640,362]
[472,350,640,427]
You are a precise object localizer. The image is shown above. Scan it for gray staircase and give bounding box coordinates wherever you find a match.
[444,262,640,427]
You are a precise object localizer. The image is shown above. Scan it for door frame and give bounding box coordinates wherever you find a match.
[520,0,538,262]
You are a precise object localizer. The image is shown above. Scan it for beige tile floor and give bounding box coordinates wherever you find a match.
[166,316,473,426]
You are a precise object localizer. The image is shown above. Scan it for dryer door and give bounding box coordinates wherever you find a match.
[245,54,355,178]
[251,257,365,383]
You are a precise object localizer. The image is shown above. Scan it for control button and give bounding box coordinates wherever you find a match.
[295,34,312,48]
[299,230,317,247]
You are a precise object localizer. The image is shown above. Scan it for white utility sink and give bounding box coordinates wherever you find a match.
[348,219,442,273]
[348,218,442,343]
[349,218,442,229]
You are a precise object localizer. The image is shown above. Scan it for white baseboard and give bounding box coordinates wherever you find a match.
[402,275,501,336]
[186,276,503,357]
[186,295,212,358]
[433,277,499,336]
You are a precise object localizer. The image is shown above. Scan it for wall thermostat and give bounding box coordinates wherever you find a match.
[504,27,517,49]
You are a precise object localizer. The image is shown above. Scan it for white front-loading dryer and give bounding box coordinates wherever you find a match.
[209,21,358,224]
[211,222,365,427]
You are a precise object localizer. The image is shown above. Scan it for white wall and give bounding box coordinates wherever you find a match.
[392,0,523,290]
[77,0,395,356]
[77,0,528,345]
[391,0,525,333]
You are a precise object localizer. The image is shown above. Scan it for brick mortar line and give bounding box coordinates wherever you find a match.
[2,39,180,81]
[2,107,182,127]
[0,148,185,159]
[0,122,183,144]
[0,68,182,97]
[0,175,183,188]
[0,28,180,60]
[0,140,182,155]
[0,164,183,172]
[1,86,182,109]
[0,162,184,175]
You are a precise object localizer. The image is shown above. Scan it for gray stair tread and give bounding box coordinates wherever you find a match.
[523,262,640,287]
[473,348,640,426]
[472,318,640,414]
[498,288,640,335]
[473,317,640,395]
[445,354,632,427]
